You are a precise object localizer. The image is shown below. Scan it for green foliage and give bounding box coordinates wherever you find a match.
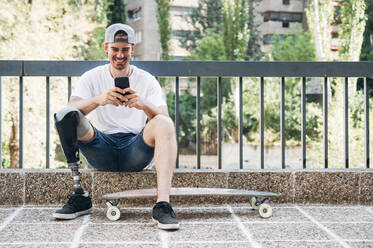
[1,141,10,169]
[271,29,316,61]
[360,0,373,61]
[82,27,107,60]
[105,0,127,26]
[338,0,367,61]
[167,91,196,147]
[339,0,367,60]
[180,0,262,61]
[188,28,225,60]
[222,0,249,60]
[155,0,171,60]
[201,98,238,142]
[246,0,263,61]
[81,0,128,60]
[179,0,223,51]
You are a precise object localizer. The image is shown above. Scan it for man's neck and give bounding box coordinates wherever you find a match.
[109,64,132,78]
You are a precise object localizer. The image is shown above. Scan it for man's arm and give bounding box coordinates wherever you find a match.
[122,88,169,120]
[67,96,100,116]
[68,87,126,115]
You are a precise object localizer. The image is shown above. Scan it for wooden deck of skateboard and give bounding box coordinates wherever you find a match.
[102,187,280,200]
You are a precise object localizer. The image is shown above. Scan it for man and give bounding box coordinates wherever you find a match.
[53,23,179,230]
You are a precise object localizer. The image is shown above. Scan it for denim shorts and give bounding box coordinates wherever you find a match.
[78,127,154,172]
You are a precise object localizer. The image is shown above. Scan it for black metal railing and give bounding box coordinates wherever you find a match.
[0,61,373,169]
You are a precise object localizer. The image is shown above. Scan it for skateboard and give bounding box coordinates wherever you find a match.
[102,187,280,221]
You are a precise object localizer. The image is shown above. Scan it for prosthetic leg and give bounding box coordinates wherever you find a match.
[54,111,84,195]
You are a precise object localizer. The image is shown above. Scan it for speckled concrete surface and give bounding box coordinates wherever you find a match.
[360,171,373,205]
[1,169,372,207]
[0,172,24,205]
[25,171,93,205]
[0,205,372,248]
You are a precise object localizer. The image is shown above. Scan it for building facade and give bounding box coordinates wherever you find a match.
[257,0,307,51]
[126,0,308,60]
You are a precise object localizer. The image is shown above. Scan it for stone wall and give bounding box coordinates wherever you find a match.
[0,169,372,206]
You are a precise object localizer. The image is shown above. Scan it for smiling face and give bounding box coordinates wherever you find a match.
[103,34,136,71]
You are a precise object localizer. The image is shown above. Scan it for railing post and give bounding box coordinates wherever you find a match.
[364,77,370,169]
[68,76,72,102]
[344,77,349,169]
[260,77,264,169]
[239,77,243,169]
[196,77,201,169]
[301,77,306,169]
[46,77,50,169]
[218,77,222,169]
[0,76,2,168]
[281,77,285,169]
[175,77,179,169]
[19,76,23,169]
[323,77,328,169]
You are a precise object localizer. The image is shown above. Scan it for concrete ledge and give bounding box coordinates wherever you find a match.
[0,169,372,206]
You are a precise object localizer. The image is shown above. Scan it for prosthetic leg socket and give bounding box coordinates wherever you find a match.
[54,110,84,195]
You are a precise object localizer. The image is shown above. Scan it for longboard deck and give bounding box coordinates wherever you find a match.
[102,187,280,200]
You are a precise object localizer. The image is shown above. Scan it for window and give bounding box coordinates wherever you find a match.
[282,22,289,28]
[263,11,303,23]
[170,6,193,17]
[263,34,286,44]
[283,0,290,5]
[128,7,142,21]
[135,31,142,44]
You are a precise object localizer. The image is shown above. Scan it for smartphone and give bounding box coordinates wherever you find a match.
[114,76,130,96]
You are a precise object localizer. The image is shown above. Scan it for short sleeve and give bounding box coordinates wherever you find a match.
[146,77,167,107]
[71,72,93,100]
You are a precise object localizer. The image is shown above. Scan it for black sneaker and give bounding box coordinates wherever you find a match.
[53,192,93,220]
[152,201,179,230]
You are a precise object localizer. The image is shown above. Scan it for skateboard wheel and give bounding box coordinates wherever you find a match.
[258,203,272,218]
[106,206,121,221]
[250,197,259,210]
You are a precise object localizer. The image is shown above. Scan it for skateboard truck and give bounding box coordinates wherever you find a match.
[250,196,272,218]
[102,188,280,221]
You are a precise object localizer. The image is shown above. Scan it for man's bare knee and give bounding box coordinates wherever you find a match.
[143,115,175,146]
[152,115,175,136]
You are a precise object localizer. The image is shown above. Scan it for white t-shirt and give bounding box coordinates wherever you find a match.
[72,64,166,134]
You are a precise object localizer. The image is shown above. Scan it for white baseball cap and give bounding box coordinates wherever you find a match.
[104,23,136,44]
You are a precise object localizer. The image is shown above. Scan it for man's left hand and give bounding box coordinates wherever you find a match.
[122,88,147,110]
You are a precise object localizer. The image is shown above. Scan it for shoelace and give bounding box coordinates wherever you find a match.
[64,194,80,209]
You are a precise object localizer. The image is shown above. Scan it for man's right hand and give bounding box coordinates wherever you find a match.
[96,87,127,106]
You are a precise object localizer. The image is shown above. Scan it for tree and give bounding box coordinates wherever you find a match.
[305,0,368,168]
[357,0,373,95]
[0,0,98,168]
[305,0,334,61]
[271,28,316,61]
[155,0,172,60]
[105,0,127,26]
[222,0,250,60]
[179,0,223,51]
[246,0,263,61]
[359,0,373,61]
[80,0,127,60]
[339,0,367,62]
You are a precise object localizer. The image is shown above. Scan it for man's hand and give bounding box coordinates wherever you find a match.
[95,87,126,107]
[122,88,147,110]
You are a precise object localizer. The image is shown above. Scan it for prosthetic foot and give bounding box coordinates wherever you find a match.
[53,109,93,219]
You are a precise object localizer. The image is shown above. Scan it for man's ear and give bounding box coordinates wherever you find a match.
[103,43,108,53]
[131,44,136,54]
